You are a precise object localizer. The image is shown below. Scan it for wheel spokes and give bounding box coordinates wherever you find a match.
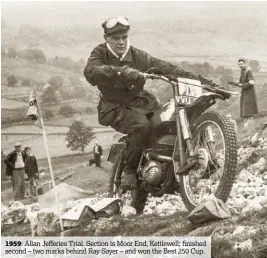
[186,122,226,205]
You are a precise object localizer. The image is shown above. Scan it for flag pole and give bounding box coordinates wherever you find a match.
[33,87,64,232]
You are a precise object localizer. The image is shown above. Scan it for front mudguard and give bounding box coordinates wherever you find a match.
[107,136,126,163]
[186,92,223,125]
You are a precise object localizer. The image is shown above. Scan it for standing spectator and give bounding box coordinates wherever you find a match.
[237,58,258,127]
[24,147,39,196]
[4,142,26,200]
[226,114,237,133]
[1,150,7,181]
[93,141,103,167]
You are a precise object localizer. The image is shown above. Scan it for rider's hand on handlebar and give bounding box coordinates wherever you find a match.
[117,66,146,91]
[210,82,226,90]
[122,67,145,82]
[210,81,220,88]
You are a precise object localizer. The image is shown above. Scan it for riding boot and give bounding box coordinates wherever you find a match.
[121,168,137,190]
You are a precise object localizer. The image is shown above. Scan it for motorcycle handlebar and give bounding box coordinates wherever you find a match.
[140,72,239,97]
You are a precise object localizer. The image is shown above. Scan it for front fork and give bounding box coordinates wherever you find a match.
[205,126,216,156]
[173,105,192,173]
[174,106,215,167]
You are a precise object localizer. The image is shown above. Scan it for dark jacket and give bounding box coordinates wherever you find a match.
[25,155,39,178]
[93,145,103,156]
[84,43,215,125]
[4,150,26,177]
[239,67,258,118]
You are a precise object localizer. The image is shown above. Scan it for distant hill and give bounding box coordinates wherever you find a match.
[2,12,267,124]
[2,13,267,69]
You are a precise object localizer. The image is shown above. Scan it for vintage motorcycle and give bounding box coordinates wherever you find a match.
[107,69,238,214]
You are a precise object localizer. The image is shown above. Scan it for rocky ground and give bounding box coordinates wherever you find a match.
[2,124,267,258]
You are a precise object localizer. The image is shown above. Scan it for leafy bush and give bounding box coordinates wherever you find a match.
[59,105,76,117]
[75,86,87,98]
[7,75,17,87]
[61,90,73,100]
[49,56,85,73]
[8,48,16,58]
[85,106,93,114]
[17,48,47,64]
[249,60,261,72]
[22,78,31,87]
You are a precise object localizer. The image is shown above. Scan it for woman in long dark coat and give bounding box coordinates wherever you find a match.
[238,59,258,119]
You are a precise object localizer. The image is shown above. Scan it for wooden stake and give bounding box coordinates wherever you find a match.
[33,88,64,232]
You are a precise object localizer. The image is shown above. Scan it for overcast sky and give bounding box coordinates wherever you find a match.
[2,1,267,28]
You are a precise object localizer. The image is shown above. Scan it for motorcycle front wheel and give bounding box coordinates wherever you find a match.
[179,111,238,212]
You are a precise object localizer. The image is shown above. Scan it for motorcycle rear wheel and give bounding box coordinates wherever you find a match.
[108,150,148,215]
[179,111,238,212]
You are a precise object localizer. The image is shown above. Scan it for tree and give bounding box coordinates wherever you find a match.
[20,49,47,64]
[202,61,214,75]
[48,76,64,91]
[59,105,75,117]
[7,75,17,87]
[66,120,95,154]
[249,60,261,72]
[69,76,82,87]
[43,110,54,119]
[220,74,233,89]
[215,66,225,74]
[41,86,58,105]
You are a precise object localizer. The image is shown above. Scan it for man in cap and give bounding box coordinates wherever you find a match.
[84,16,220,190]
[4,142,26,200]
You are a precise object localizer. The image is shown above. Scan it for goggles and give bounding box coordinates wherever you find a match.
[103,16,129,29]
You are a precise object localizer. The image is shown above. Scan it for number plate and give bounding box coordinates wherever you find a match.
[177,78,202,105]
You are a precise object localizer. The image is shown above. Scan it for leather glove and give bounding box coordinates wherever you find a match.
[120,66,146,92]
[210,81,220,88]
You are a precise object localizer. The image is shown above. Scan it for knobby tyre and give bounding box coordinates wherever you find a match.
[179,111,238,212]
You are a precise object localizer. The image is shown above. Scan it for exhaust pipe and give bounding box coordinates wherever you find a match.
[150,153,173,163]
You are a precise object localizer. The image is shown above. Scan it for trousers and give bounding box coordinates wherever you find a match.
[12,168,25,200]
[94,153,101,167]
[29,176,37,196]
[110,107,155,171]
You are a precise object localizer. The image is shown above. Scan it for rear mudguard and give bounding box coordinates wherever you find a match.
[107,136,126,163]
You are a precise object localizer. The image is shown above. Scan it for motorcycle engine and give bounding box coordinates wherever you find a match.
[141,160,163,186]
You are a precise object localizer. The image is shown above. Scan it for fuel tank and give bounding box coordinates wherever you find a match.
[149,99,175,127]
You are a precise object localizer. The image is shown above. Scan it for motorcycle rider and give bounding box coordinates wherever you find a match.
[84,16,219,190]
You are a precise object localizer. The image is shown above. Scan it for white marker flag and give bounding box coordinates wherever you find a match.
[27,90,39,122]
